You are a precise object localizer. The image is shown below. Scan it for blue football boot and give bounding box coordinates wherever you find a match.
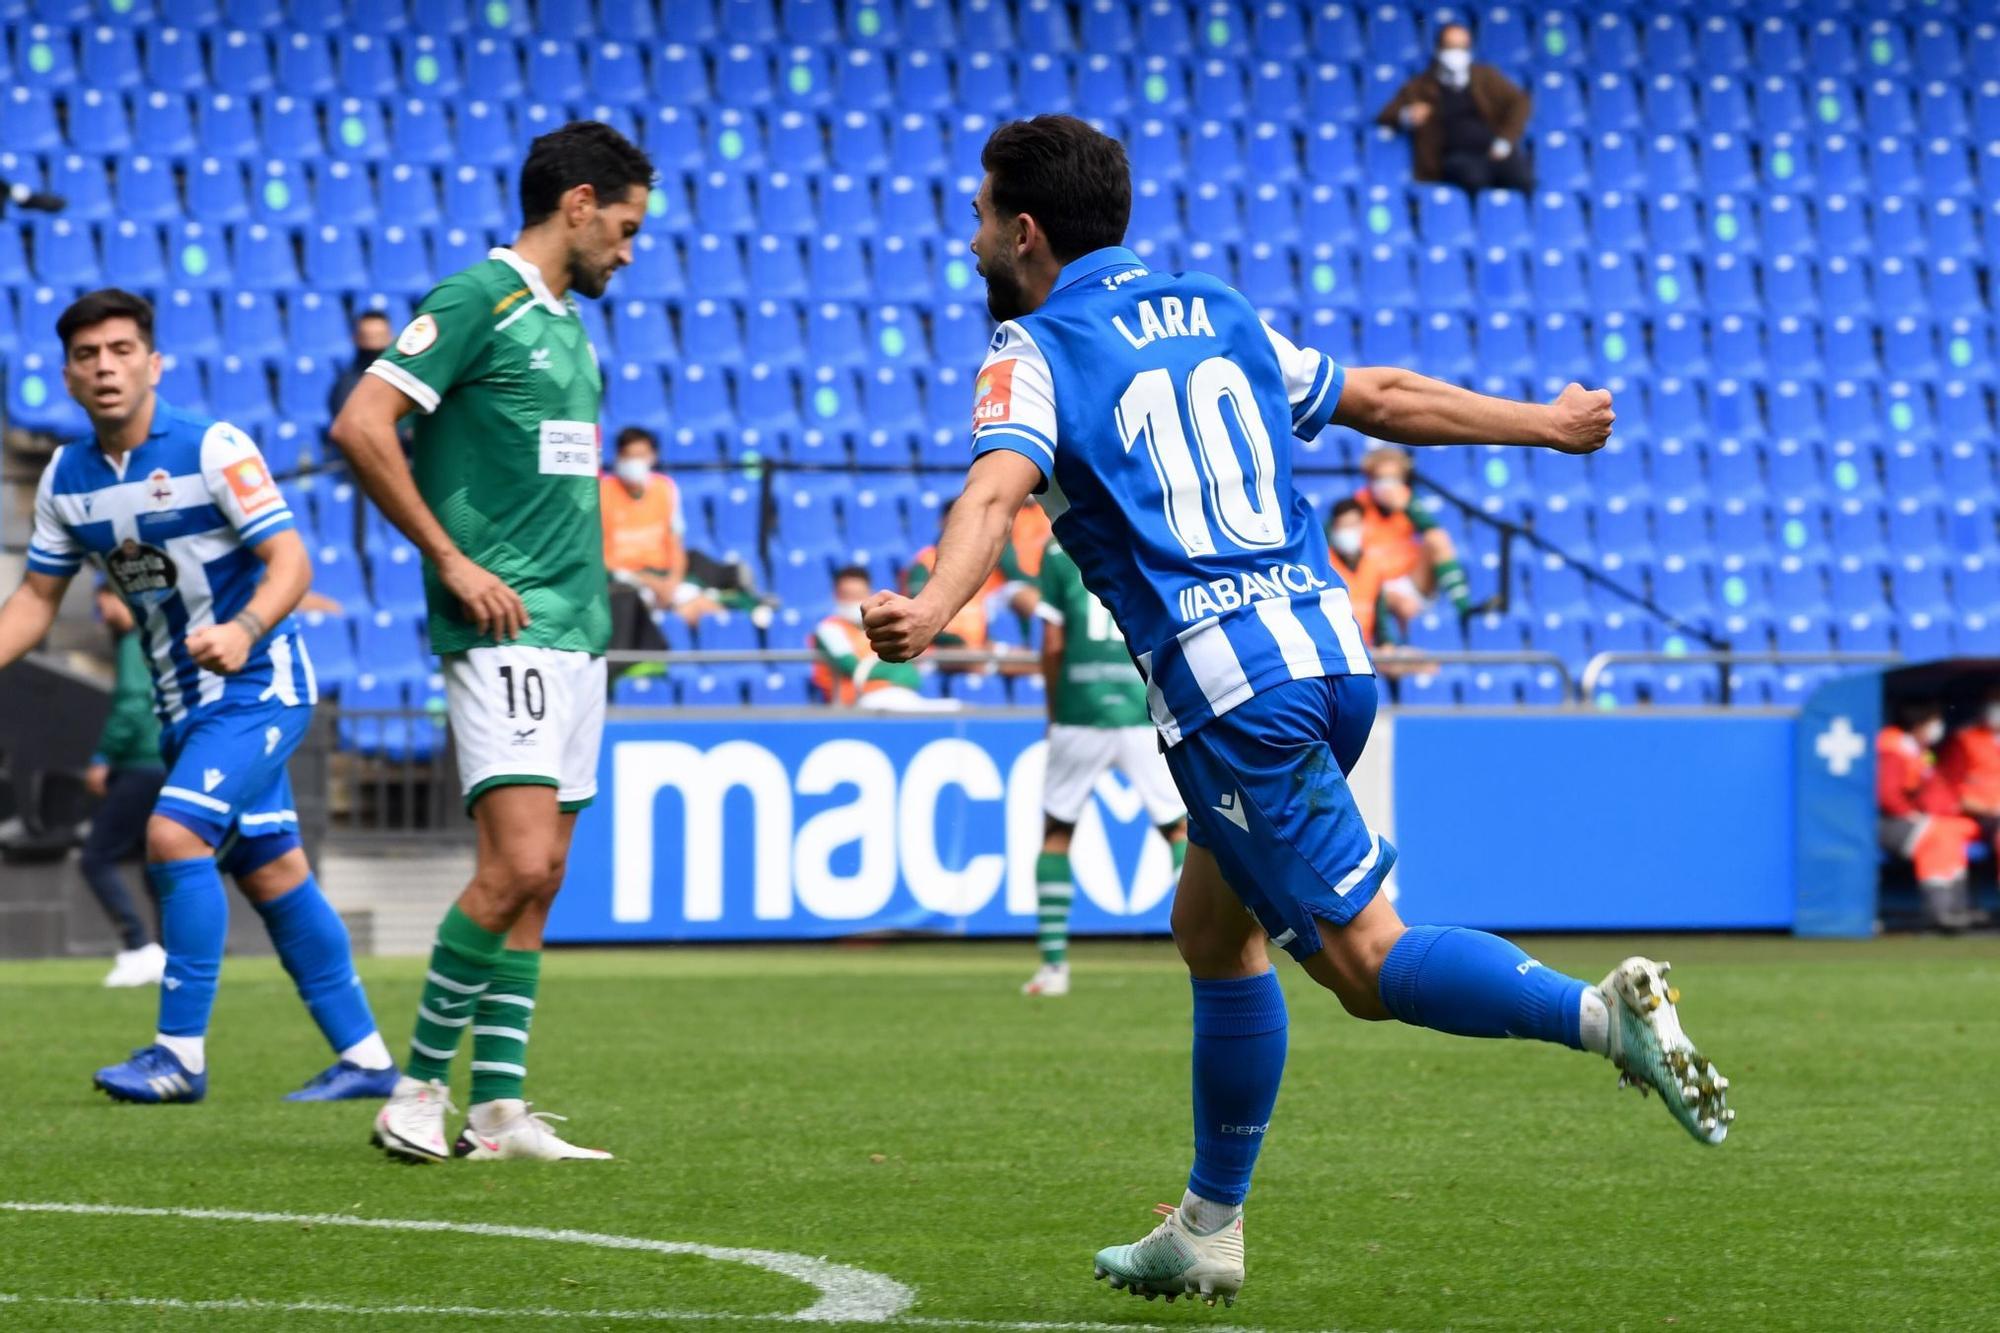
[285,1060,401,1102]
[94,1045,206,1104]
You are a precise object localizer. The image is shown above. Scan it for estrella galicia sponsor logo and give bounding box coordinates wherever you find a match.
[105,538,177,603]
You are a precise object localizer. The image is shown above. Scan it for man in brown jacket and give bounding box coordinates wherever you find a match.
[1376,23,1534,194]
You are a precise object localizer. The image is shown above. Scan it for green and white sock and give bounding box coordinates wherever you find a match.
[1035,851,1073,967]
[406,904,505,1083]
[1434,556,1474,614]
[470,948,540,1106]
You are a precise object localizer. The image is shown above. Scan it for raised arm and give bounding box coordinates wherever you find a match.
[864,450,1044,663]
[331,375,527,640]
[0,571,71,671]
[1332,368,1615,454]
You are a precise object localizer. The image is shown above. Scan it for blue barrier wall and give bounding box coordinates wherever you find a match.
[1390,714,1798,931]
[549,715,1180,943]
[552,710,1806,943]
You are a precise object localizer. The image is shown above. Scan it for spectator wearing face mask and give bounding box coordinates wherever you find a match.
[1354,448,1480,637]
[1326,498,1389,646]
[1377,23,1535,195]
[813,565,959,712]
[601,427,726,651]
[1878,699,1983,932]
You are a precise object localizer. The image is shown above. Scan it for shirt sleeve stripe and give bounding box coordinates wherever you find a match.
[973,423,1056,462]
[1292,356,1332,424]
[26,548,82,574]
[1294,359,1345,441]
[238,509,295,544]
[366,359,442,414]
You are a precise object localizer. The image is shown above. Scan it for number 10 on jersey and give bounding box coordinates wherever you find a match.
[1116,357,1286,559]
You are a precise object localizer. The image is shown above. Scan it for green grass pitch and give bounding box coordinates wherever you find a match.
[2,935,1996,1331]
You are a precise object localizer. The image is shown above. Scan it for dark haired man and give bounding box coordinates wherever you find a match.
[862,115,1728,1306]
[0,288,395,1104]
[332,120,654,1163]
[327,310,394,421]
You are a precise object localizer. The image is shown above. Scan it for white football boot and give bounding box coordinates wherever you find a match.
[454,1100,614,1161]
[1600,956,1733,1145]
[1022,963,1070,997]
[1094,1202,1245,1307]
[103,943,167,988]
[372,1076,455,1163]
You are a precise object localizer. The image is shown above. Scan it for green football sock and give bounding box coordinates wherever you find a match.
[470,949,541,1106]
[406,904,506,1084]
[1035,851,1073,967]
[1435,557,1474,614]
[1172,836,1188,871]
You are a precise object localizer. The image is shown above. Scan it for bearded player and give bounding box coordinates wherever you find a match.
[332,122,653,1162]
[864,116,1733,1307]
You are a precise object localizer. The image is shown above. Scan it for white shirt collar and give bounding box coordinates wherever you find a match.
[489,246,570,316]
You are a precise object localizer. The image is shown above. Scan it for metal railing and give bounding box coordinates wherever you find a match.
[1580,650,1904,706]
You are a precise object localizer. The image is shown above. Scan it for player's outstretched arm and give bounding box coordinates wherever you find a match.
[331,376,528,640]
[0,571,70,671]
[185,530,311,674]
[864,450,1043,663]
[1332,369,1615,455]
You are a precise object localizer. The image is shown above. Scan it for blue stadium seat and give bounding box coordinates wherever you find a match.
[212,28,274,95]
[397,34,460,96]
[351,610,426,685]
[145,26,206,92]
[276,31,335,97]
[81,25,141,91]
[295,611,355,695]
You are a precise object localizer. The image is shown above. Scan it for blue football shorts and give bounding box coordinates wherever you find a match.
[155,696,311,852]
[1166,673,1397,962]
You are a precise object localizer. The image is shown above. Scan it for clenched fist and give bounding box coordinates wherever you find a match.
[863,591,945,663]
[1546,382,1615,455]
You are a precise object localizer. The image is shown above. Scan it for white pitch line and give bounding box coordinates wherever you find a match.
[0,1201,1317,1333]
[0,1201,912,1324]
[0,1293,1292,1333]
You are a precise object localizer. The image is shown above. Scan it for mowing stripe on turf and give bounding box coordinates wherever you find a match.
[0,1293,1295,1332]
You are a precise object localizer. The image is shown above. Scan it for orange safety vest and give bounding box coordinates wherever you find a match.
[1939,726,2000,813]
[600,474,682,574]
[1354,488,1422,581]
[1332,550,1386,645]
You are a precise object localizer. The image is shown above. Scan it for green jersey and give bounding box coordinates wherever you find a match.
[1036,540,1151,728]
[368,248,608,656]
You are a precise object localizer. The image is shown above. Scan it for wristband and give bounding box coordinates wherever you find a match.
[232,609,267,641]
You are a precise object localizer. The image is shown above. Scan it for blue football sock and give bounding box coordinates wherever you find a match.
[252,875,380,1057]
[1187,971,1288,1208]
[1377,925,1587,1050]
[150,857,228,1040]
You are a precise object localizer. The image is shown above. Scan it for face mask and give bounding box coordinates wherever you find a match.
[836,600,865,625]
[1918,720,1945,747]
[1437,48,1473,77]
[1331,527,1364,561]
[1369,479,1406,511]
[615,457,654,486]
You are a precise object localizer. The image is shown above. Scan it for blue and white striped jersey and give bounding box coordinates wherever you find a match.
[27,400,316,725]
[970,247,1369,747]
